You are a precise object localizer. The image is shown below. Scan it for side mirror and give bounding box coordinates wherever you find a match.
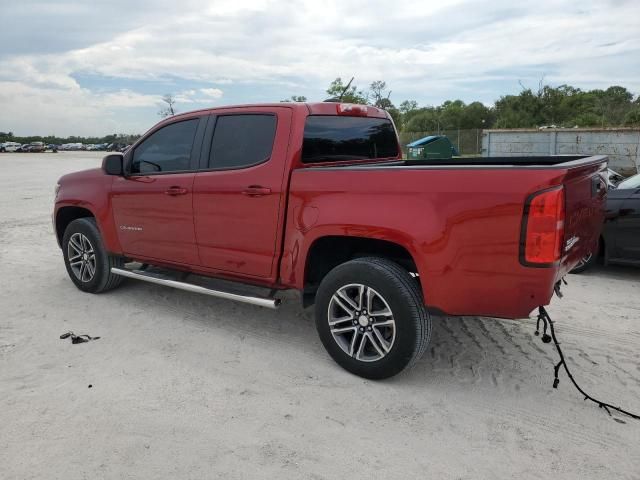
[102,154,123,176]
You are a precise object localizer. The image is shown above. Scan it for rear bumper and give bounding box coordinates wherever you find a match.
[421,265,560,320]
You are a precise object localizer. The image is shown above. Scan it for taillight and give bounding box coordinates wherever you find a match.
[521,186,565,266]
[336,103,368,116]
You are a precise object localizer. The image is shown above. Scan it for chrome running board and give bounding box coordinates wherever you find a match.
[111,267,281,309]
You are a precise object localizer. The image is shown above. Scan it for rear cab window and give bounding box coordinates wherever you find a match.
[301,116,399,163]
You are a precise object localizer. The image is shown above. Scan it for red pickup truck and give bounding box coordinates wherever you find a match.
[54,102,607,378]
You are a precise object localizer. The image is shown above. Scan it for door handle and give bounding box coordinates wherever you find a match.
[165,186,188,196]
[242,186,271,197]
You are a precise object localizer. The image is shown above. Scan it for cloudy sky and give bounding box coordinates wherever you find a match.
[1,0,639,136]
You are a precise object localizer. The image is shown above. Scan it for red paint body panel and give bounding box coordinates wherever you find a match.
[111,173,200,265]
[193,106,293,280]
[54,168,122,253]
[280,164,605,318]
[54,102,607,320]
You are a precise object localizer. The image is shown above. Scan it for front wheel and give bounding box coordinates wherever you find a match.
[314,257,431,379]
[62,218,125,293]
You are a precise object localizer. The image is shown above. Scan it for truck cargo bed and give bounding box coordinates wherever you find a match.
[304,155,606,170]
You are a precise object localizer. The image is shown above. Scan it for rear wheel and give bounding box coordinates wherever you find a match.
[62,218,125,293]
[314,257,430,379]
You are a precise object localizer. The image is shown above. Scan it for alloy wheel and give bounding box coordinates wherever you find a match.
[67,233,96,283]
[328,283,396,362]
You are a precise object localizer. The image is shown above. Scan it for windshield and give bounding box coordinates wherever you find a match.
[617,174,640,190]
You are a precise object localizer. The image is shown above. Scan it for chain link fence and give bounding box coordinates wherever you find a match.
[398,129,483,157]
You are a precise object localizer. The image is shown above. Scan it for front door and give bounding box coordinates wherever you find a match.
[111,116,205,265]
[193,109,292,279]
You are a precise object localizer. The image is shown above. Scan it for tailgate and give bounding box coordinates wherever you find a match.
[559,157,608,275]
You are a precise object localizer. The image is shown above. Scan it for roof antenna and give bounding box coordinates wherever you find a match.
[325,77,355,103]
[338,77,354,102]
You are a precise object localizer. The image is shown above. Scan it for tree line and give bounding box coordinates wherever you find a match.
[287,77,640,132]
[3,79,639,143]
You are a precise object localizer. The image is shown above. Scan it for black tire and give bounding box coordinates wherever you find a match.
[62,218,125,293]
[314,257,431,380]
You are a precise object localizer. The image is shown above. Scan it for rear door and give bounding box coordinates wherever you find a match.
[192,108,292,279]
[111,116,206,265]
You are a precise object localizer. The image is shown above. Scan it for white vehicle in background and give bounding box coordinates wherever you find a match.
[60,143,84,151]
[0,142,22,152]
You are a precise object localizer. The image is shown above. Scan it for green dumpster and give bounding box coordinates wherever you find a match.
[406,135,458,161]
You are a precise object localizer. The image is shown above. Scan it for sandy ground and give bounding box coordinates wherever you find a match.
[1,151,639,479]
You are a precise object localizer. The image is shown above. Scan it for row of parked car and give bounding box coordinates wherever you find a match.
[0,141,48,152]
[0,142,131,153]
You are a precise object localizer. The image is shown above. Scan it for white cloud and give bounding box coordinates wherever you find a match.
[0,0,639,135]
[200,88,224,99]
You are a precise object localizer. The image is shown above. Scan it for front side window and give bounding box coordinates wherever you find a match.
[209,114,277,169]
[131,119,199,174]
[302,116,399,163]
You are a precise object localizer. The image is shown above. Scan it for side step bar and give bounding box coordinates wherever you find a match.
[111,267,281,309]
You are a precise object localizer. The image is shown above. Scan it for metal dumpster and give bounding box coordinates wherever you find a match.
[406,135,458,160]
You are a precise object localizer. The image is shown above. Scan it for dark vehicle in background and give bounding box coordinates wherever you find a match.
[107,143,129,152]
[572,173,640,272]
[28,142,46,152]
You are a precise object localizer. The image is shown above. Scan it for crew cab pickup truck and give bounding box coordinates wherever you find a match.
[54,102,607,379]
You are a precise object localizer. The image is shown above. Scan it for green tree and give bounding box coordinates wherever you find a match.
[0,131,14,142]
[398,100,420,128]
[494,89,543,128]
[570,112,601,127]
[369,81,391,107]
[404,108,441,132]
[462,101,494,129]
[399,100,418,115]
[326,77,368,104]
[624,108,640,126]
[280,95,307,102]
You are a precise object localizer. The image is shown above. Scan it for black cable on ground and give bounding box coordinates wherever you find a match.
[537,306,640,421]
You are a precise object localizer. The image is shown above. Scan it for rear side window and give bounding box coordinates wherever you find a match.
[302,116,399,163]
[209,114,277,169]
[132,119,199,174]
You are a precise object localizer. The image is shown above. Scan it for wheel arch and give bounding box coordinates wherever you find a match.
[301,235,420,307]
[55,206,95,248]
